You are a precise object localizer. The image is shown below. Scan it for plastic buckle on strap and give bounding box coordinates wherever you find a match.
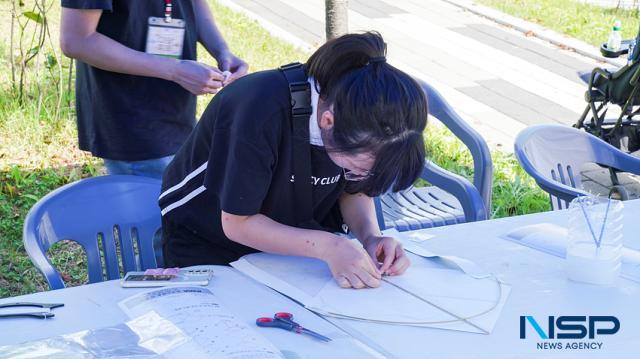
[289,81,312,116]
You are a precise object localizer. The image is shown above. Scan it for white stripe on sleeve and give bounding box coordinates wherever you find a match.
[160,185,207,216]
[159,161,208,200]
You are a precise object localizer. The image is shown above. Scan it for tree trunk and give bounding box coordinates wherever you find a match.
[325,0,348,41]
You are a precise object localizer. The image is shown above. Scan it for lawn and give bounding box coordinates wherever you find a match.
[477,0,640,47]
[0,0,549,299]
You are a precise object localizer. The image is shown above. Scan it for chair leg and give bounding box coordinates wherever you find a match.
[609,168,621,186]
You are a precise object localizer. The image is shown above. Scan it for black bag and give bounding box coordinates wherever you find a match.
[589,62,640,107]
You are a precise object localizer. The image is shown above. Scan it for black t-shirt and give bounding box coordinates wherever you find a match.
[62,0,198,161]
[159,69,346,266]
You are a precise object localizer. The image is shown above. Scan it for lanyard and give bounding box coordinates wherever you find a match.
[164,0,173,22]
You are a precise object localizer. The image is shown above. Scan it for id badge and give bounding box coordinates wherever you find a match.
[145,17,185,58]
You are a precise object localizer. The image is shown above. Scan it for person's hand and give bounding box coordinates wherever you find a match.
[363,235,410,276]
[322,236,382,289]
[216,50,248,86]
[171,60,224,95]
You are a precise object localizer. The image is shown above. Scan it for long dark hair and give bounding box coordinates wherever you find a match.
[306,32,428,197]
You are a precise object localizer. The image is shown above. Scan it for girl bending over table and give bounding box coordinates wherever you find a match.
[159,32,428,289]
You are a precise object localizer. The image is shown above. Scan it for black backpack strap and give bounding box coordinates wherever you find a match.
[279,63,314,226]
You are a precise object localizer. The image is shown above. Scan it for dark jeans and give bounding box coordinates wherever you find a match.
[103,155,174,179]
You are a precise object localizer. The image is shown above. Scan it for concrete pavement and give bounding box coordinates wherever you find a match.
[219,0,640,197]
[219,0,608,149]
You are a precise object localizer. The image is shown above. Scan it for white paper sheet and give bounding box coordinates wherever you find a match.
[502,222,569,257]
[398,230,435,243]
[384,228,491,279]
[119,287,282,359]
[232,252,510,335]
[306,265,509,334]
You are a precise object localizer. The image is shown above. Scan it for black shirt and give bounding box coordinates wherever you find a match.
[62,0,198,160]
[159,69,346,266]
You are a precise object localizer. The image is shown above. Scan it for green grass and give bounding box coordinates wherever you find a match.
[0,0,549,299]
[425,124,550,218]
[0,166,97,297]
[477,0,640,47]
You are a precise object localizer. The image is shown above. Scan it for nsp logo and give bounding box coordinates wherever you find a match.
[520,316,620,339]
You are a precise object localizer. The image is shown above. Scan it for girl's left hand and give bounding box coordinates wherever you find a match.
[362,235,410,276]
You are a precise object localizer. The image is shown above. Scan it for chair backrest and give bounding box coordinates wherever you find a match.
[514,124,640,209]
[418,79,493,210]
[23,175,162,289]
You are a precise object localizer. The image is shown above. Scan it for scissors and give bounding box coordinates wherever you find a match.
[0,302,64,319]
[256,312,331,342]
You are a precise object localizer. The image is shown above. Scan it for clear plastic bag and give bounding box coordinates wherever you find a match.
[0,311,188,358]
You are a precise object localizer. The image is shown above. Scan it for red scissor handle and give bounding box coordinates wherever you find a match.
[275,312,293,320]
[256,317,277,327]
[274,312,303,333]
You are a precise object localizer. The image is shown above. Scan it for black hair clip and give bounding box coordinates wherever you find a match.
[369,56,386,64]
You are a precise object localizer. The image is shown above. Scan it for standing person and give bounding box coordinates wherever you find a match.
[160,32,428,289]
[60,0,248,179]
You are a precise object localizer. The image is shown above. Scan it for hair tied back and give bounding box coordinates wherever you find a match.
[369,56,386,64]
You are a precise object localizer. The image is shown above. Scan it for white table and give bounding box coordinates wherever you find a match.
[2,200,640,358]
[323,199,640,359]
[0,266,380,358]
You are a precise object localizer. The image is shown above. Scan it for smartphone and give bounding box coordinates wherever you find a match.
[121,269,213,288]
[124,274,175,281]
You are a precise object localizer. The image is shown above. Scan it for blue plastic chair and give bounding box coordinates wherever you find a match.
[375,79,493,231]
[514,124,640,210]
[23,175,162,290]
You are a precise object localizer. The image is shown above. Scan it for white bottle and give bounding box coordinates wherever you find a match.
[607,20,622,52]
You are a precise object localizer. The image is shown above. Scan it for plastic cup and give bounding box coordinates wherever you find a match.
[566,196,623,286]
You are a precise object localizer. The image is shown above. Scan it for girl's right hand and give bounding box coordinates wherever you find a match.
[322,237,382,289]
